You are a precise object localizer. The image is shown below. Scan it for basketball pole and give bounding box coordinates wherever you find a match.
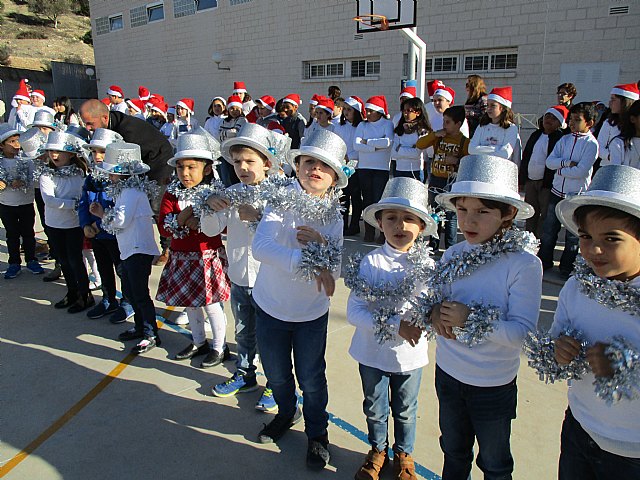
[400,27,426,101]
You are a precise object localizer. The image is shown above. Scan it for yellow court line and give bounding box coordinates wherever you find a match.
[0,307,175,477]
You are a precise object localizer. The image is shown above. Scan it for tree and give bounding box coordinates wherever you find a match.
[27,0,72,29]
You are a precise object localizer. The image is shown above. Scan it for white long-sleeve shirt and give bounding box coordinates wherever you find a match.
[334,121,358,162]
[347,243,433,373]
[391,131,423,172]
[607,137,640,169]
[546,131,599,198]
[200,183,262,288]
[0,157,34,206]
[204,115,226,140]
[597,121,620,166]
[251,181,343,322]
[110,102,128,114]
[549,276,640,458]
[39,167,84,228]
[435,240,543,387]
[354,118,395,171]
[7,105,36,132]
[469,122,519,161]
[301,121,335,146]
[108,188,160,260]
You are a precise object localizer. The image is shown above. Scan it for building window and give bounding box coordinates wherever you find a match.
[491,53,518,71]
[303,61,345,80]
[95,16,110,35]
[196,0,218,11]
[109,14,124,31]
[464,55,488,72]
[351,59,380,78]
[174,0,196,17]
[230,0,253,4]
[426,56,458,74]
[147,3,164,22]
[463,51,518,73]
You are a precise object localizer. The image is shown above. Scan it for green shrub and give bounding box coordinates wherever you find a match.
[16,30,48,39]
[81,29,92,46]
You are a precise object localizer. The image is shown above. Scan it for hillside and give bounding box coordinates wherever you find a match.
[0,0,94,70]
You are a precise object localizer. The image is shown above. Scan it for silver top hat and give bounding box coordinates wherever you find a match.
[29,110,58,130]
[83,128,123,150]
[19,127,47,158]
[96,142,150,175]
[64,124,92,143]
[556,164,640,235]
[167,131,221,167]
[363,177,438,237]
[436,155,534,219]
[287,129,348,189]
[43,131,83,153]
[221,122,290,175]
[0,123,20,143]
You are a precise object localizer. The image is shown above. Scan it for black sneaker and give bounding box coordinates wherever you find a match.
[118,327,144,342]
[87,299,119,319]
[132,336,159,354]
[257,405,303,444]
[200,344,230,368]
[306,433,331,470]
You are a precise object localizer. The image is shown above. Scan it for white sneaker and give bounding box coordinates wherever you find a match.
[172,310,189,325]
[90,281,102,291]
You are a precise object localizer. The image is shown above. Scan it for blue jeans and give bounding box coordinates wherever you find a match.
[435,366,517,480]
[428,176,458,249]
[120,254,158,338]
[559,408,640,479]
[255,306,329,439]
[538,193,579,273]
[230,283,258,377]
[359,364,423,454]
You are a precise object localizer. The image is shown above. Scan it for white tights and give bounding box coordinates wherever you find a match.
[186,304,227,353]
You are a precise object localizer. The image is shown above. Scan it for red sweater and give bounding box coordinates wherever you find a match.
[158,192,223,253]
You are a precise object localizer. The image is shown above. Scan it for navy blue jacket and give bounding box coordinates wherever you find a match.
[78,176,116,240]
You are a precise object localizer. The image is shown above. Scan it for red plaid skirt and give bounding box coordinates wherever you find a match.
[156,248,231,307]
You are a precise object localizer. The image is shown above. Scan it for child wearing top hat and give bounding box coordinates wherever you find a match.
[251,129,347,470]
[90,143,161,354]
[549,164,640,478]
[431,155,543,479]
[469,86,520,162]
[347,177,437,480]
[203,123,290,412]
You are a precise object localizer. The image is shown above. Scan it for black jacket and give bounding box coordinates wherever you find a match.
[519,129,565,188]
[108,112,173,183]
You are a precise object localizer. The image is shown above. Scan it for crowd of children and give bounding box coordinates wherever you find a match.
[1,77,639,479]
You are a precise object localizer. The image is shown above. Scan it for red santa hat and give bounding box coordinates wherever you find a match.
[126,98,146,114]
[610,83,640,101]
[176,98,195,114]
[267,120,286,134]
[283,93,302,106]
[233,81,247,94]
[255,95,276,111]
[149,97,168,117]
[487,86,513,109]
[433,86,455,105]
[309,94,321,106]
[227,95,243,110]
[100,97,111,106]
[399,86,417,100]
[315,96,335,115]
[344,96,366,119]
[427,79,445,98]
[13,79,31,103]
[365,95,389,118]
[107,85,124,98]
[545,105,569,129]
[31,89,46,101]
[138,86,150,101]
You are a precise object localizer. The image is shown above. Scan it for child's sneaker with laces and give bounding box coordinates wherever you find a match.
[212,372,259,397]
[87,298,120,319]
[109,302,134,324]
[4,264,21,279]
[26,260,45,274]
[255,387,278,412]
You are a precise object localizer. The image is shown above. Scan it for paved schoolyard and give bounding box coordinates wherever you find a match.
[0,221,569,479]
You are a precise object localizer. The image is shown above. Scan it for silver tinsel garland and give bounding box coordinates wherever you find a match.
[523,328,589,384]
[372,307,402,345]
[452,302,502,347]
[0,159,31,193]
[32,161,48,182]
[105,175,160,202]
[39,164,85,179]
[166,178,226,222]
[574,256,640,317]
[101,207,122,235]
[89,165,110,183]
[594,336,640,405]
[297,236,342,282]
[163,212,190,239]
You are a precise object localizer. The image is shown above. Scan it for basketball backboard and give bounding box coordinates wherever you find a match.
[355,0,417,33]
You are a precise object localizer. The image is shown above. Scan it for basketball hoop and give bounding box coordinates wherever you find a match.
[353,14,389,31]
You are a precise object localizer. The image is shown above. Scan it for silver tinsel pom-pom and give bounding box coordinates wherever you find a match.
[163,213,190,239]
[407,290,440,334]
[296,236,342,282]
[594,336,640,405]
[523,328,589,384]
[452,302,502,347]
[106,176,160,202]
[0,159,31,193]
[101,207,122,235]
[372,307,401,345]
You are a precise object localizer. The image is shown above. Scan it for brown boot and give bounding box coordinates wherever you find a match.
[393,452,417,480]
[153,249,169,266]
[354,448,388,480]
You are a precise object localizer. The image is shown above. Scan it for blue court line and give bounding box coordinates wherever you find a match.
[154,309,441,479]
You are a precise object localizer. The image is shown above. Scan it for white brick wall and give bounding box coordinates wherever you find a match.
[89,0,640,126]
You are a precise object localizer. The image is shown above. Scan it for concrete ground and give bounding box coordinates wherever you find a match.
[0,220,570,480]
